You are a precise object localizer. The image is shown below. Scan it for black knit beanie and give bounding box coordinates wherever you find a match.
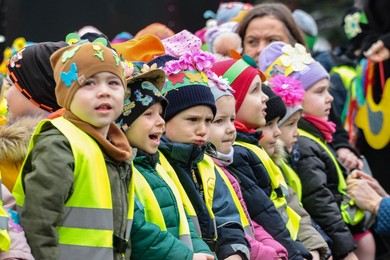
[262,85,286,123]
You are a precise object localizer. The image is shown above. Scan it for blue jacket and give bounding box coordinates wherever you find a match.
[159,137,250,260]
[375,197,390,235]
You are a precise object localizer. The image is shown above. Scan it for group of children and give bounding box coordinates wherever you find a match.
[0,28,376,260]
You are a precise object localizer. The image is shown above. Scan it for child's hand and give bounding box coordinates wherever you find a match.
[193,253,215,260]
[224,254,243,260]
[336,148,363,171]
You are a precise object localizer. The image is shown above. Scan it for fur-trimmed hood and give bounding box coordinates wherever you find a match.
[270,138,288,167]
[0,116,43,164]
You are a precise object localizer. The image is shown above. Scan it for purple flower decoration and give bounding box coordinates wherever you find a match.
[268,75,305,107]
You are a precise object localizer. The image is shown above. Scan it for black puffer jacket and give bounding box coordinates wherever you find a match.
[159,137,250,260]
[227,130,309,260]
[296,118,356,259]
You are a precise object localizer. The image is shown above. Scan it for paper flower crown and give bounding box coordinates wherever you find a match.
[162,49,221,93]
[268,74,304,107]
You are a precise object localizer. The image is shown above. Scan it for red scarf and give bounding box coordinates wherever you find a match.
[303,114,336,142]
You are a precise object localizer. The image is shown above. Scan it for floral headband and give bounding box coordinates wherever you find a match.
[268,74,304,107]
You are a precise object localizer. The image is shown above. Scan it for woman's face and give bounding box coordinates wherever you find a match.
[243,15,291,63]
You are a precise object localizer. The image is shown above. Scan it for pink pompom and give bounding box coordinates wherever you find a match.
[268,75,305,107]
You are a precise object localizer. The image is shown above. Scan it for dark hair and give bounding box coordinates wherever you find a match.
[236,3,306,47]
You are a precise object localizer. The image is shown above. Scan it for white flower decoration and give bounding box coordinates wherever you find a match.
[280,43,314,72]
[344,12,362,39]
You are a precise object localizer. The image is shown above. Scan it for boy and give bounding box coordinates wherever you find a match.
[12,42,133,260]
[156,50,250,260]
[115,62,214,259]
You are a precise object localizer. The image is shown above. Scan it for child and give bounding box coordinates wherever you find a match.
[207,77,289,260]
[155,50,250,260]
[259,41,374,260]
[259,84,330,260]
[115,62,214,259]
[12,41,133,259]
[1,41,67,192]
[211,56,311,260]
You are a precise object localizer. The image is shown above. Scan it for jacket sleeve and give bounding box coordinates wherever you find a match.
[187,213,214,255]
[296,140,356,258]
[17,130,75,260]
[1,184,34,260]
[212,171,250,260]
[131,198,194,260]
[374,197,390,235]
[287,187,330,259]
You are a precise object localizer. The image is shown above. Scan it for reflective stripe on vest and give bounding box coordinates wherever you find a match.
[234,141,301,240]
[0,175,10,252]
[158,150,202,237]
[281,161,303,202]
[298,129,365,226]
[12,117,134,259]
[212,161,254,238]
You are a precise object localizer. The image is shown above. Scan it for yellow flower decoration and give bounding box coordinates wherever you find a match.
[280,43,314,72]
[13,37,27,51]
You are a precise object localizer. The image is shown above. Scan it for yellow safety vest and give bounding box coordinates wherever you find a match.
[298,129,365,226]
[0,173,11,252]
[234,141,301,240]
[280,161,303,202]
[133,163,193,250]
[13,117,134,259]
[158,151,253,240]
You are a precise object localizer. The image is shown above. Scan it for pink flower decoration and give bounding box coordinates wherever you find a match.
[268,75,305,107]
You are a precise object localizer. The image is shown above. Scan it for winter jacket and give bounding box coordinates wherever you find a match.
[211,154,288,260]
[227,130,309,260]
[296,118,356,258]
[271,140,330,260]
[14,125,133,260]
[375,197,390,235]
[0,184,34,260]
[0,116,43,192]
[130,151,213,259]
[158,137,250,260]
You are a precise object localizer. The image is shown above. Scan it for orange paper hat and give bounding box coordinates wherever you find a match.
[112,34,165,62]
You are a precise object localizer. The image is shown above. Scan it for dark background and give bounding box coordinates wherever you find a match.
[0,0,353,59]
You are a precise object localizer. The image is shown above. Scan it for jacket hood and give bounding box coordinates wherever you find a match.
[270,139,288,167]
[0,115,43,163]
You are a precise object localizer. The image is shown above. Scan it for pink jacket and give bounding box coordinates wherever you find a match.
[213,159,288,260]
[1,184,34,260]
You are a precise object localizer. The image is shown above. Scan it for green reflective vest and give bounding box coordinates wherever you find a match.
[298,129,365,226]
[234,141,301,240]
[133,162,193,250]
[13,117,134,259]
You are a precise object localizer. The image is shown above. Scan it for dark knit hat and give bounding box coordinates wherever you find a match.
[262,85,286,123]
[211,55,266,113]
[159,51,217,122]
[258,41,329,90]
[116,63,168,132]
[7,41,67,112]
[50,41,126,110]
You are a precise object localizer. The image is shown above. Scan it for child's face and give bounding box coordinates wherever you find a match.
[279,111,301,153]
[209,96,236,154]
[258,117,281,156]
[236,75,269,129]
[4,75,47,119]
[302,78,333,120]
[70,72,124,135]
[165,105,214,147]
[125,103,165,154]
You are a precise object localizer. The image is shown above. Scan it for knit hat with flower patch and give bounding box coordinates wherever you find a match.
[258,41,328,90]
[116,62,168,132]
[267,74,305,126]
[211,54,266,113]
[50,41,126,110]
[160,50,217,122]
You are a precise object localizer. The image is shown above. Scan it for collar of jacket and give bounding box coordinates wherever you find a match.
[235,129,263,145]
[159,136,205,164]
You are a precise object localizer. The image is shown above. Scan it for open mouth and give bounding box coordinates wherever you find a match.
[149,133,161,142]
[96,103,112,110]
